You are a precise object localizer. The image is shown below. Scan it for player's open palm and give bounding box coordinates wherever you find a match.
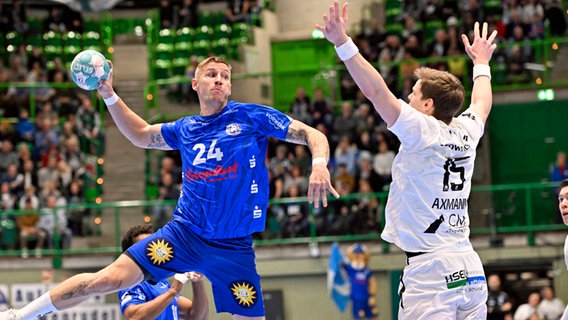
[308,164,339,208]
[461,22,498,65]
[316,0,350,47]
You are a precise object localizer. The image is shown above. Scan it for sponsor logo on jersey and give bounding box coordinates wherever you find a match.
[229,280,258,308]
[265,112,286,130]
[146,238,174,266]
[185,163,238,182]
[467,275,486,285]
[461,112,476,120]
[226,123,242,136]
[445,269,468,289]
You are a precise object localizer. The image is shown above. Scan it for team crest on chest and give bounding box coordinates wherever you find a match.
[229,280,258,308]
[146,238,174,265]
[226,123,242,136]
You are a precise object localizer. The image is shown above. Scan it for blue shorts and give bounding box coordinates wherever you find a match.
[125,220,265,317]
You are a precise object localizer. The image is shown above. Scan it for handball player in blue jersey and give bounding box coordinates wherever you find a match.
[1,56,339,320]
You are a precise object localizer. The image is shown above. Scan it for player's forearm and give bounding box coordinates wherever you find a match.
[469,74,492,123]
[285,120,330,161]
[123,290,178,320]
[187,281,209,320]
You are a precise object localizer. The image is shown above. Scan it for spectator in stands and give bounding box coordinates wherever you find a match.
[43,7,67,33]
[34,117,59,161]
[51,70,80,116]
[38,155,59,188]
[28,46,47,71]
[280,184,310,238]
[283,164,309,195]
[63,7,84,33]
[0,139,20,173]
[505,7,525,39]
[76,96,105,154]
[403,34,425,59]
[537,286,565,320]
[514,291,542,320]
[17,198,46,259]
[427,28,451,58]
[159,0,175,29]
[55,159,73,195]
[0,181,17,212]
[357,37,378,63]
[545,0,567,36]
[331,101,357,147]
[268,144,292,179]
[159,156,182,186]
[289,86,311,125]
[333,135,358,176]
[290,145,311,177]
[378,34,404,95]
[0,1,10,33]
[505,44,532,84]
[178,0,199,28]
[487,273,513,320]
[66,180,87,236]
[355,130,374,153]
[373,141,395,184]
[447,45,468,81]
[1,163,24,197]
[328,181,357,235]
[0,121,18,147]
[354,151,384,193]
[401,14,424,49]
[38,195,72,250]
[39,178,63,207]
[20,159,38,193]
[181,55,200,104]
[225,0,252,25]
[10,0,28,34]
[61,136,85,181]
[354,178,380,233]
[152,172,179,228]
[16,109,36,144]
[310,88,333,130]
[10,44,28,73]
[333,162,356,193]
[19,185,40,210]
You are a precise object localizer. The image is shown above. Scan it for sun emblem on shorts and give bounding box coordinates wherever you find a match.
[230,281,257,308]
[146,238,174,265]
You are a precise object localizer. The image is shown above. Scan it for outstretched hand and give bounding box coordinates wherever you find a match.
[308,163,340,208]
[97,60,115,99]
[315,0,350,47]
[461,22,498,65]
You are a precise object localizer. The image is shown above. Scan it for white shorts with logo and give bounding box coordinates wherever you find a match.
[398,249,488,320]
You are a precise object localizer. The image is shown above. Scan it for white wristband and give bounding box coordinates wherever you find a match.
[312,157,327,166]
[174,273,189,284]
[334,37,358,61]
[103,93,120,105]
[473,64,491,81]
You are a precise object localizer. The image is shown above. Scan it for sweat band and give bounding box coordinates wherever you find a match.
[334,37,359,61]
[103,93,120,105]
[473,64,491,81]
[312,157,327,166]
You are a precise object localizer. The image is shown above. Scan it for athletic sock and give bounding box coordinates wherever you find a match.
[16,292,58,320]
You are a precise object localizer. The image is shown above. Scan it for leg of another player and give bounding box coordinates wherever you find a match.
[13,254,143,320]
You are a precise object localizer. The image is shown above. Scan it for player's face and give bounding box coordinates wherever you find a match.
[407,80,432,115]
[558,186,568,226]
[192,62,232,103]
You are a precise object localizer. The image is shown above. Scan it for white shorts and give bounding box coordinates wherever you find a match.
[398,249,488,320]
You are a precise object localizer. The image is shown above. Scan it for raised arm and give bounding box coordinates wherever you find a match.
[178,272,209,320]
[123,279,185,320]
[316,1,400,127]
[285,119,339,208]
[461,22,498,124]
[97,62,171,150]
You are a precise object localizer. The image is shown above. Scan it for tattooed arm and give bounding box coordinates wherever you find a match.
[285,120,339,208]
[97,61,171,150]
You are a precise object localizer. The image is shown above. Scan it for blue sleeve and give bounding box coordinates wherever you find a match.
[118,285,149,314]
[161,120,181,150]
[246,104,291,140]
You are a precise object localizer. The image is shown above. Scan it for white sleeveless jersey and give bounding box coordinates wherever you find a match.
[381,100,484,252]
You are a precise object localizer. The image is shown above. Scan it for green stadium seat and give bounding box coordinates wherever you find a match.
[191,39,211,57]
[43,31,63,46]
[194,25,213,42]
[44,44,63,61]
[153,59,172,80]
[176,27,194,43]
[232,23,249,39]
[211,38,230,56]
[64,31,83,47]
[5,31,24,46]
[26,34,43,48]
[214,24,232,40]
[83,19,99,32]
[83,31,101,47]
[64,45,82,62]
[172,57,188,75]
[198,11,213,26]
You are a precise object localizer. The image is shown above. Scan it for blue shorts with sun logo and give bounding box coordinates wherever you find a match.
[125,220,265,317]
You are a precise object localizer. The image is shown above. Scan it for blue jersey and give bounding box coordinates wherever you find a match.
[161,101,291,239]
[344,264,372,301]
[118,280,179,320]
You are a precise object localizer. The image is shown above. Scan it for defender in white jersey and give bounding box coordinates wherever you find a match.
[557,180,568,320]
[317,1,497,319]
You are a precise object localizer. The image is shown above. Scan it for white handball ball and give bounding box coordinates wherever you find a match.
[70,50,111,91]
